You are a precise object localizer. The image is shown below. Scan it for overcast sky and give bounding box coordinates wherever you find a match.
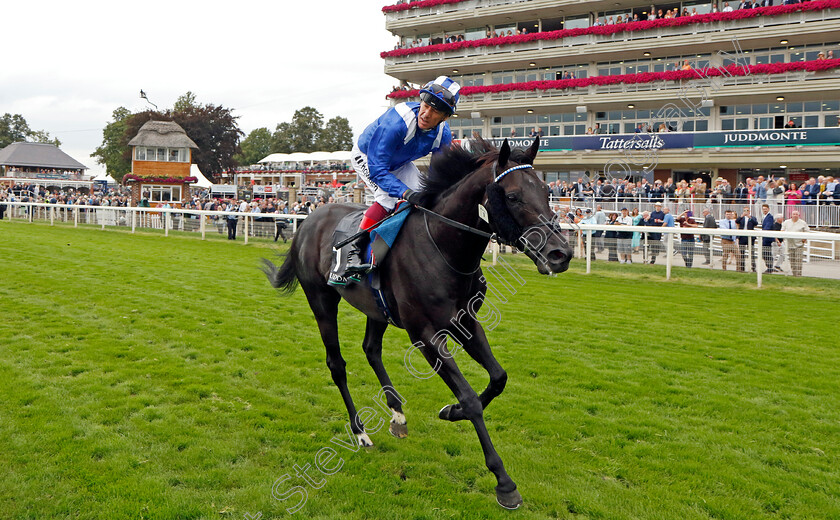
[2,0,398,175]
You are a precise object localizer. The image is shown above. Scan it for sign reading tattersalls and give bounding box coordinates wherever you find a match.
[482,128,840,151]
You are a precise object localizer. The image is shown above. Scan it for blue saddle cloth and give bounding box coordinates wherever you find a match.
[371,205,411,247]
[363,205,412,263]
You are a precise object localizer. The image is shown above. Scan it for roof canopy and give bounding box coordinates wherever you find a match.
[0,142,88,170]
[128,120,199,149]
[258,150,352,164]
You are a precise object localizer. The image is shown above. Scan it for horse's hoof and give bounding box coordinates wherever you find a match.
[496,487,523,510]
[439,404,454,421]
[389,421,408,438]
[357,433,374,447]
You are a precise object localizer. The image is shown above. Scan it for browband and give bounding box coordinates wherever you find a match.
[494,164,533,183]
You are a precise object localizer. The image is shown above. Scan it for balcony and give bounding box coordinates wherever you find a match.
[383,0,624,33]
[454,69,840,113]
[383,6,840,77]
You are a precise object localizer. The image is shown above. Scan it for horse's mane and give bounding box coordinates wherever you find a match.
[417,139,535,206]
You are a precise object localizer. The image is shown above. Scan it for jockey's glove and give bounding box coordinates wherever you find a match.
[402,189,424,207]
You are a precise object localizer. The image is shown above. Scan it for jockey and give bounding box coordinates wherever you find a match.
[344,75,460,275]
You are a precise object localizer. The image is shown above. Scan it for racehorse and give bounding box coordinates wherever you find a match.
[263,138,572,509]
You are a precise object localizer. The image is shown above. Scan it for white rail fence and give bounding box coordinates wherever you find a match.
[3,202,838,286]
[549,198,840,229]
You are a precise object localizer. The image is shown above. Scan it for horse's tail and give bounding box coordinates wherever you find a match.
[262,243,300,295]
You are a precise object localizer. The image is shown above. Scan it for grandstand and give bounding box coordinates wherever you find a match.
[381,0,840,187]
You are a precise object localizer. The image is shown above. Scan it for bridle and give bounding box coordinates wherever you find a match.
[416,161,566,274]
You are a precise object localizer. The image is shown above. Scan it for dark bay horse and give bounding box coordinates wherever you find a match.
[263,139,572,509]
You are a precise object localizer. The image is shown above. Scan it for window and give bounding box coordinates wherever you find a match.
[564,15,589,30]
[135,147,146,160]
[146,185,182,203]
[145,148,156,161]
[169,149,180,162]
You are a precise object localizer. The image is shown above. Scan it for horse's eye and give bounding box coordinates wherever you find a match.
[506,193,520,202]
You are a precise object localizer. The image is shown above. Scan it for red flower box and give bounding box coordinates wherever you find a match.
[387,59,840,99]
[123,174,198,184]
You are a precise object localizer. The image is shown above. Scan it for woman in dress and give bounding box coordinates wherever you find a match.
[631,207,643,252]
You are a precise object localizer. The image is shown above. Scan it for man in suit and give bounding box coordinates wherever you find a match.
[700,208,717,265]
[801,177,820,204]
[736,206,758,272]
[760,204,776,273]
[647,202,666,264]
[574,178,587,201]
[719,210,738,270]
[733,182,749,204]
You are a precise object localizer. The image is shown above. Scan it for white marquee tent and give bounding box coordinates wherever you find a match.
[258,151,352,166]
[190,164,213,188]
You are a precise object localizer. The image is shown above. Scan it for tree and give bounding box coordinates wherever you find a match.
[270,107,354,153]
[0,113,60,149]
[173,91,198,113]
[171,101,244,178]
[318,116,353,152]
[271,122,294,153]
[91,107,133,181]
[289,106,324,152]
[234,127,273,166]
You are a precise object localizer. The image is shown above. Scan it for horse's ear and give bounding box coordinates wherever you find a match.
[526,137,539,162]
[498,139,511,167]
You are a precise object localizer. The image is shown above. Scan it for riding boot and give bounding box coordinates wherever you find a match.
[343,203,389,277]
[344,234,372,275]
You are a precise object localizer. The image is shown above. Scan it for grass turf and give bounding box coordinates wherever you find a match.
[1,220,839,519]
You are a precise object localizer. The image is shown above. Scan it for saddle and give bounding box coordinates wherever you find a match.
[327,206,412,326]
[328,210,366,287]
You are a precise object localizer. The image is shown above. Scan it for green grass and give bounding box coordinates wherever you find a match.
[1,220,839,520]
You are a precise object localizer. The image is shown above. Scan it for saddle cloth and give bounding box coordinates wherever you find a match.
[328,205,412,284]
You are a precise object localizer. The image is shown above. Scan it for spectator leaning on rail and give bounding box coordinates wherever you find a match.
[344,75,460,277]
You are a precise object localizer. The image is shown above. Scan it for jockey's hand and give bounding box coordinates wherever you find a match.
[402,189,424,207]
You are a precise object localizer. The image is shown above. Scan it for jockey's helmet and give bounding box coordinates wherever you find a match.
[419,76,460,116]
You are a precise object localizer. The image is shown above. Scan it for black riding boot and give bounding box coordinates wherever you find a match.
[344,235,372,275]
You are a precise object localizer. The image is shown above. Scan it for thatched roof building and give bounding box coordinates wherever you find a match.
[128,120,198,149]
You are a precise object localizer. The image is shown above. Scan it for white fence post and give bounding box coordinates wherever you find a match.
[74,207,78,227]
[665,232,673,280]
[244,215,249,245]
[586,230,592,274]
[200,213,206,240]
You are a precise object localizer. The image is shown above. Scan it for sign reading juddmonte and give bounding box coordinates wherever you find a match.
[478,128,840,152]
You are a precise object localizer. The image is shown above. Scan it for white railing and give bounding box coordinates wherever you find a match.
[385,7,840,63]
[549,197,840,229]
[3,201,837,285]
[0,202,308,245]
[552,222,839,285]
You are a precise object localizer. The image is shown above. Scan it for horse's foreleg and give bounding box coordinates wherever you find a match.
[440,325,507,421]
[308,290,373,447]
[361,318,407,438]
[412,330,521,509]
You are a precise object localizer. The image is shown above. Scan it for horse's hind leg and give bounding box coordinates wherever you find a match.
[305,287,373,447]
[361,318,407,438]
